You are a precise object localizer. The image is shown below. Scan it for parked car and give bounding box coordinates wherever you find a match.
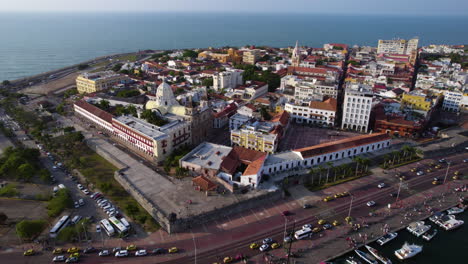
[416,171,424,176]
[74,201,79,208]
[259,244,269,252]
[135,249,147,256]
[377,183,386,188]
[302,224,312,230]
[98,250,110,256]
[52,255,66,262]
[65,257,78,263]
[152,248,166,255]
[366,201,376,207]
[78,199,85,206]
[302,204,312,209]
[77,184,84,190]
[83,247,95,254]
[323,223,333,230]
[115,250,128,257]
[262,238,273,244]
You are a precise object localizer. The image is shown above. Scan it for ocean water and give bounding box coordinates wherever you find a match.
[0,12,468,81]
[333,211,468,264]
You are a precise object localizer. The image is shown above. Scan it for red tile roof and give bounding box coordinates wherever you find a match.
[74,100,113,123]
[220,146,265,175]
[295,133,391,159]
[192,176,217,191]
[271,110,290,127]
[213,102,238,118]
[243,155,266,176]
[309,98,337,112]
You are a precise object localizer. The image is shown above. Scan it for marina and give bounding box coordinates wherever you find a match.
[422,229,437,241]
[394,242,423,260]
[365,245,392,264]
[406,221,431,237]
[376,232,398,246]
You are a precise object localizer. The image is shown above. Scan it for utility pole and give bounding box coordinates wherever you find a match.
[347,194,354,218]
[396,178,403,203]
[286,219,296,264]
[283,216,288,242]
[443,162,451,184]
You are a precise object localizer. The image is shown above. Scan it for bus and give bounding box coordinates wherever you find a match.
[100,219,115,237]
[50,215,70,238]
[119,217,131,230]
[109,216,128,236]
[294,228,312,240]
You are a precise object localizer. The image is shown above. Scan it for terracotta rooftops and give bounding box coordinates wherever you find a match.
[309,98,337,112]
[295,133,390,159]
[271,110,290,127]
[192,176,217,192]
[74,100,113,123]
[220,146,265,175]
[243,154,267,176]
[213,102,238,118]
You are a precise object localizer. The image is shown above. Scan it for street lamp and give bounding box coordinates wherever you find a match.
[283,215,288,242]
[396,178,403,203]
[192,234,197,264]
[443,161,451,184]
[347,193,354,218]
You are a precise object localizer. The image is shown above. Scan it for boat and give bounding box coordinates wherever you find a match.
[440,218,464,231]
[365,245,392,264]
[346,256,362,264]
[355,249,378,264]
[376,232,398,246]
[406,221,430,237]
[435,215,456,227]
[429,212,445,223]
[422,229,438,241]
[394,242,423,260]
[447,207,464,215]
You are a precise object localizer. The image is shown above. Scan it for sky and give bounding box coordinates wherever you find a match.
[0,0,467,15]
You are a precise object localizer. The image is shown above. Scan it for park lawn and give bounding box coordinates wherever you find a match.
[74,146,160,232]
[115,54,138,62]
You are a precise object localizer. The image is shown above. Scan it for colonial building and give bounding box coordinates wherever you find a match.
[243,49,260,65]
[76,71,129,94]
[73,100,113,132]
[213,69,244,91]
[225,81,268,100]
[291,41,301,67]
[285,97,337,127]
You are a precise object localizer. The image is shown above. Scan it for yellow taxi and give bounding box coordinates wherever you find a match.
[53,248,63,254]
[323,196,335,202]
[69,253,80,258]
[168,247,178,253]
[223,257,233,263]
[318,219,326,225]
[312,227,322,233]
[432,180,440,185]
[454,171,461,176]
[67,247,79,253]
[435,165,442,169]
[345,216,353,224]
[23,249,35,256]
[126,244,137,251]
[332,220,340,226]
[249,243,259,249]
[271,243,281,249]
[452,175,459,180]
[410,168,417,172]
[426,168,433,173]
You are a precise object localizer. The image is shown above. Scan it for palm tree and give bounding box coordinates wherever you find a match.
[401,145,412,160]
[391,151,400,165]
[325,162,334,184]
[352,156,363,177]
[309,168,318,185]
[361,158,371,173]
[317,165,325,185]
[383,154,391,168]
[333,165,341,182]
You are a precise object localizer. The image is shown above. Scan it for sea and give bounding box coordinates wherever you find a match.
[332,211,468,264]
[1,12,468,81]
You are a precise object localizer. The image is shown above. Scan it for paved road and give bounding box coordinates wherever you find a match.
[3,150,466,264]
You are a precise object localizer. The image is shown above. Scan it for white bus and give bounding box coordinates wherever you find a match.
[71,215,82,225]
[50,215,70,238]
[294,228,312,240]
[119,217,130,229]
[109,216,128,236]
[100,219,115,237]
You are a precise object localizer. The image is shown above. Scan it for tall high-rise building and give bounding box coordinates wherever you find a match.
[377,38,419,64]
[213,69,244,91]
[243,49,260,65]
[341,83,374,133]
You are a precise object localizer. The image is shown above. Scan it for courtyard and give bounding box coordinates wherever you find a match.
[279,123,362,151]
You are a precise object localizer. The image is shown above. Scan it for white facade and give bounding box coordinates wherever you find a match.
[443,91,463,112]
[377,38,419,55]
[229,113,252,131]
[341,83,374,132]
[213,69,244,91]
[73,103,113,132]
[153,81,179,107]
[285,101,336,127]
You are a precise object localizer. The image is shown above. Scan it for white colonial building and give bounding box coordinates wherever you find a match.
[213,69,244,91]
[285,97,337,127]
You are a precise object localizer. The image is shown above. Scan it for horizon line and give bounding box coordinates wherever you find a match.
[0,10,467,16]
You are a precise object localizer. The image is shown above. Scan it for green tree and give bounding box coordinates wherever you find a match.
[183,50,199,58]
[125,203,140,218]
[17,163,35,181]
[325,161,334,184]
[47,189,73,217]
[141,110,168,126]
[112,63,123,72]
[38,169,51,183]
[98,100,110,110]
[16,219,47,239]
[2,80,10,86]
[202,78,213,87]
[0,212,7,225]
[260,107,271,121]
[77,64,89,70]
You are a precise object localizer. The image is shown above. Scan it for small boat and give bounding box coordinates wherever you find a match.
[436,215,456,227]
[394,242,423,260]
[407,221,430,237]
[346,256,362,264]
[365,245,392,264]
[447,207,464,215]
[376,232,398,246]
[422,229,438,241]
[429,212,445,223]
[441,218,464,231]
[355,249,378,264]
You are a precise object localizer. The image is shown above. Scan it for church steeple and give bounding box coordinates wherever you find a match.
[291,41,301,67]
[154,81,179,107]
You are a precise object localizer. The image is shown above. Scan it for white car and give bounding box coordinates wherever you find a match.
[302,224,313,230]
[98,249,110,256]
[74,201,79,208]
[96,225,101,233]
[78,199,85,206]
[377,183,386,188]
[77,184,84,190]
[83,189,91,195]
[262,238,273,244]
[135,249,147,256]
[366,201,376,207]
[416,171,424,176]
[438,158,446,163]
[259,244,269,252]
[53,255,66,262]
[115,250,128,257]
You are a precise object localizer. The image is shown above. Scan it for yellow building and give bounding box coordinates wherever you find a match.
[197,48,242,63]
[243,49,260,65]
[402,92,433,111]
[76,71,129,94]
